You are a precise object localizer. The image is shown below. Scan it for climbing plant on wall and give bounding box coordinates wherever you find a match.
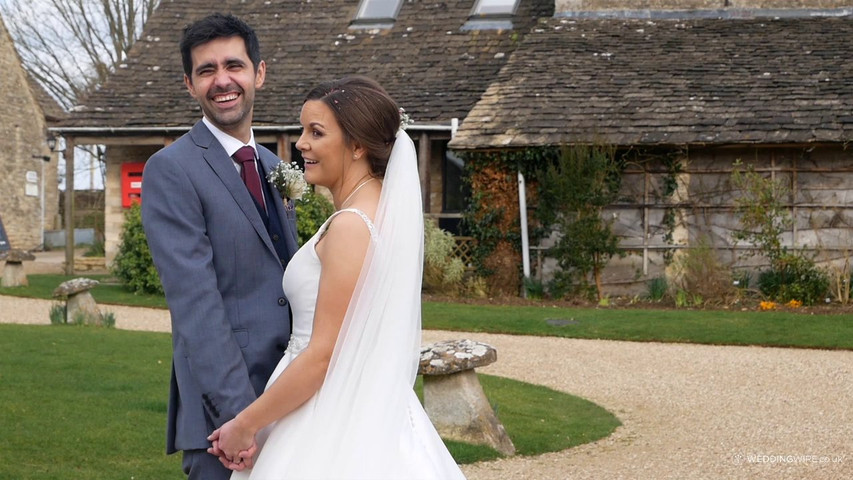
[460,148,555,295]
[536,144,626,300]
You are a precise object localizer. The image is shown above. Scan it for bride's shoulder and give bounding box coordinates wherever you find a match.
[319,209,374,242]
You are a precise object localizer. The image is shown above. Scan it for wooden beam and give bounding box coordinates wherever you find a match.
[418,133,431,212]
[277,134,292,163]
[64,137,76,275]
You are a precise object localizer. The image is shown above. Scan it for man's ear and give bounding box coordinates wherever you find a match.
[254,60,266,90]
[184,74,196,98]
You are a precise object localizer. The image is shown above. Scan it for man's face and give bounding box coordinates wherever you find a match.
[184,36,265,141]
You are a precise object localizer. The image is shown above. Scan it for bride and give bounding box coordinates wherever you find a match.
[207,76,466,479]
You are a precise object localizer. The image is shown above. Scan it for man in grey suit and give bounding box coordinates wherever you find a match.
[141,13,298,480]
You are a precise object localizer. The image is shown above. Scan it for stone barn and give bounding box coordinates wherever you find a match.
[0,16,63,251]
[450,5,853,295]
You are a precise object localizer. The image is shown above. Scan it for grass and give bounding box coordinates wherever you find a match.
[0,324,617,478]
[415,375,621,464]
[0,274,167,309]
[4,275,853,349]
[0,324,180,479]
[422,302,853,350]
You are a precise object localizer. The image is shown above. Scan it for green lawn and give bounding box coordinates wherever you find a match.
[422,301,853,350]
[0,324,619,478]
[3,274,852,349]
[0,274,167,309]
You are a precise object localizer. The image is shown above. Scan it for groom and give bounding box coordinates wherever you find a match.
[142,13,298,480]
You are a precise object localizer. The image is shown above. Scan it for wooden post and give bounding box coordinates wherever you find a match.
[418,132,430,212]
[278,134,291,163]
[64,137,76,275]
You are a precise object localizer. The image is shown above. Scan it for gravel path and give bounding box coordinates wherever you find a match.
[2,294,851,479]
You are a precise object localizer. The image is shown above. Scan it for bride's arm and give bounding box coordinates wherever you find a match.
[210,212,371,461]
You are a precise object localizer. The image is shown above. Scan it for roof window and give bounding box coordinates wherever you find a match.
[463,0,519,30]
[351,0,403,28]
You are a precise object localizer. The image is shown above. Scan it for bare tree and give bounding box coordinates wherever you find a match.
[2,0,158,192]
[1,0,159,109]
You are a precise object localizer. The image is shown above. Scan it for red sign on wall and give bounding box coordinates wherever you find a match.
[121,162,145,208]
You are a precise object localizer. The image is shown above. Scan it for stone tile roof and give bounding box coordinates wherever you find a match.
[26,74,66,124]
[450,15,853,149]
[58,0,552,131]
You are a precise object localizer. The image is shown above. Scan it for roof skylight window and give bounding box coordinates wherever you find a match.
[463,0,519,30]
[352,0,403,27]
[471,0,518,17]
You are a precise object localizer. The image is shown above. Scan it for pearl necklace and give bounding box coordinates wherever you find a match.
[340,178,375,209]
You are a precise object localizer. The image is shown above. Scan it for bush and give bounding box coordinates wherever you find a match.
[423,219,465,294]
[112,203,164,295]
[523,277,546,299]
[49,303,66,325]
[757,253,829,305]
[646,276,668,302]
[672,239,736,306]
[295,190,335,246]
[537,144,624,300]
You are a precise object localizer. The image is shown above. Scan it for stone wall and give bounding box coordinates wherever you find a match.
[0,19,55,250]
[534,145,853,295]
[556,0,853,11]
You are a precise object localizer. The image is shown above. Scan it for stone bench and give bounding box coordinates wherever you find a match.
[1,249,36,287]
[53,277,102,325]
[418,339,516,455]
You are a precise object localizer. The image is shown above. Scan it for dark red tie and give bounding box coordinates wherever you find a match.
[233,146,266,212]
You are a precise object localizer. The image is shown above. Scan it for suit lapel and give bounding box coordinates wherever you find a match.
[258,151,299,261]
[190,122,278,258]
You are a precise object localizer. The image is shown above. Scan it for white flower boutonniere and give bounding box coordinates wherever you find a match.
[267,161,308,202]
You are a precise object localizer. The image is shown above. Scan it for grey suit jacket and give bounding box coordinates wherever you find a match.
[141,121,298,454]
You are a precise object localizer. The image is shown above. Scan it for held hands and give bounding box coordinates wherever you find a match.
[207,417,259,471]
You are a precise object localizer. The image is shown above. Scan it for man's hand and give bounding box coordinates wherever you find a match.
[208,422,259,471]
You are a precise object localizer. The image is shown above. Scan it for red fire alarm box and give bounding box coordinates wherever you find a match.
[121,162,145,207]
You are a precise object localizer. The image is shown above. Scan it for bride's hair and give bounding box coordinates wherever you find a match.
[304,76,401,178]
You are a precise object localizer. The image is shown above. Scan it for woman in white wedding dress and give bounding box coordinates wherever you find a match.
[207,76,466,480]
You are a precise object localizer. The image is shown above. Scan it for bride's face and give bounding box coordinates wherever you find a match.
[296,100,351,189]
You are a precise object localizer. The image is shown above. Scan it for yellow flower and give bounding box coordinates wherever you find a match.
[759,301,777,311]
[786,299,802,308]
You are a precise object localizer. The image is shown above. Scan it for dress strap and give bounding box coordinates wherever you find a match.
[317,208,378,241]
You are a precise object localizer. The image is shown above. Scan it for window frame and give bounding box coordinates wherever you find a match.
[351,0,404,27]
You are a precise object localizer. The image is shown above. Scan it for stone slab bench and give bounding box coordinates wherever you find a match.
[53,277,102,325]
[418,339,516,455]
[1,249,36,287]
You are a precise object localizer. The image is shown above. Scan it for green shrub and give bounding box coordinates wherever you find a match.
[84,240,105,257]
[295,190,335,246]
[49,303,66,325]
[646,276,668,302]
[423,219,465,293]
[523,277,546,299]
[101,311,116,328]
[732,270,751,290]
[112,203,163,295]
[537,144,624,300]
[758,253,829,305]
[672,239,735,305]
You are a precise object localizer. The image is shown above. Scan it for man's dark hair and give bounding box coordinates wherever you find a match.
[180,13,261,78]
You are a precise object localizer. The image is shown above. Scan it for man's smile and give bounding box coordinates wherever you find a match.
[213,92,240,103]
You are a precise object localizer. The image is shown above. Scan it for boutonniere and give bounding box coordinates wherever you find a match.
[267,161,308,203]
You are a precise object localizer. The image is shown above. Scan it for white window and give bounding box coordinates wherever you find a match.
[471,0,518,17]
[355,0,403,22]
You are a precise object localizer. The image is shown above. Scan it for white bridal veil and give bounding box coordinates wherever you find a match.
[282,130,463,479]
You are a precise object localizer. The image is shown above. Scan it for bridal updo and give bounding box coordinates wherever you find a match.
[304,76,401,179]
